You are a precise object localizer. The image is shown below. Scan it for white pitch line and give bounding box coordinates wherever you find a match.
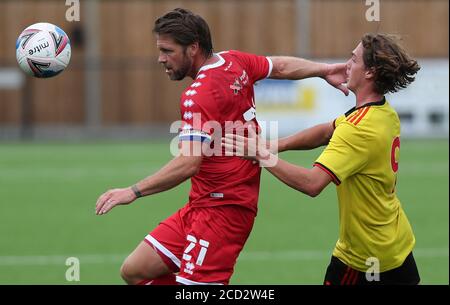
[0,248,447,266]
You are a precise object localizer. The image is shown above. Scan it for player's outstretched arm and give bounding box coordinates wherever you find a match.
[268,56,349,96]
[263,157,332,197]
[276,122,335,153]
[95,141,202,215]
[223,126,332,197]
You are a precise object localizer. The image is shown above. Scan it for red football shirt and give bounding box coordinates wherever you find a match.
[179,50,272,213]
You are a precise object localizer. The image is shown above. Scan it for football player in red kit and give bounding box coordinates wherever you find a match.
[95,8,348,285]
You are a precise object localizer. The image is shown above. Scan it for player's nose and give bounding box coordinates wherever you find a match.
[158,53,167,64]
[346,61,351,76]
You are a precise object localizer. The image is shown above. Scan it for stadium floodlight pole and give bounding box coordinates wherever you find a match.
[84,0,102,132]
[296,0,311,58]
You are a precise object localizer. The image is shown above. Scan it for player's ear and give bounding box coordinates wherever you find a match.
[188,42,199,57]
[365,67,376,80]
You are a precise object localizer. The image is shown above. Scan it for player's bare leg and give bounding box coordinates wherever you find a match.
[120,241,172,285]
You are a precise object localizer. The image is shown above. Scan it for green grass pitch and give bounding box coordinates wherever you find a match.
[0,139,448,284]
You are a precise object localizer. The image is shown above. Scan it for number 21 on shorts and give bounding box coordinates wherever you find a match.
[182,234,210,274]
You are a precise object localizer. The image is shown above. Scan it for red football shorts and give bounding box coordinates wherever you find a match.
[144,203,256,285]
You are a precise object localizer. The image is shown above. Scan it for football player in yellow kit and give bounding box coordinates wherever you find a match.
[224,33,421,285]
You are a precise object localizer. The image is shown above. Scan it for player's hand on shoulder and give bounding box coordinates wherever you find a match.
[95,187,136,215]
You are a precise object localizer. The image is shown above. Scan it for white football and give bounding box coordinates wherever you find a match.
[16,22,71,78]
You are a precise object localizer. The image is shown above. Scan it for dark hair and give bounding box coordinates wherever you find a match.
[361,33,420,95]
[153,8,213,57]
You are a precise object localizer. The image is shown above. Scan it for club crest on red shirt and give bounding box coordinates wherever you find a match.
[230,78,242,95]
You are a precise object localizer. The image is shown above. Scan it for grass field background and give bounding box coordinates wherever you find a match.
[0,139,448,284]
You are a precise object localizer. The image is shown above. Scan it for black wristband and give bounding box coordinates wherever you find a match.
[131,184,143,198]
